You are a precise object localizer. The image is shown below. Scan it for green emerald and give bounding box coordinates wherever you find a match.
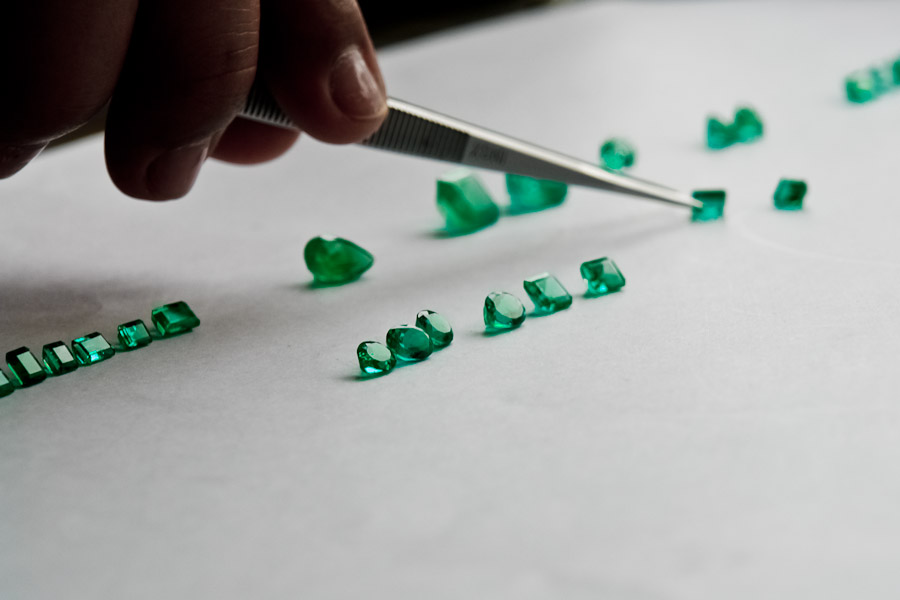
[706,117,737,150]
[0,370,14,397]
[599,138,636,170]
[42,341,78,375]
[6,347,48,387]
[506,174,568,213]
[415,310,453,348]
[118,319,153,349]
[151,301,200,337]
[386,326,433,361]
[357,341,396,375]
[303,236,374,284]
[523,273,572,313]
[845,69,882,104]
[733,107,764,143]
[72,333,116,366]
[484,292,526,330]
[691,190,726,222]
[774,179,807,210]
[580,258,626,296]
[892,58,900,85]
[436,169,500,233]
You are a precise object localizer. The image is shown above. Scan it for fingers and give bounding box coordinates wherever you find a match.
[261,0,387,145]
[105,0,261,200]
[210,118,300,165]
[0,1,139,178]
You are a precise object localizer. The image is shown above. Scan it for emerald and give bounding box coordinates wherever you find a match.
[151,301,200,336]
[436,169,500,233]
[118,319,153,349]
[6,347,47,387]
[415,310,453,348]
[303,236,374,284]
[846,69,882,103]
[580,258,626,296]
[599,138,636,170]
[691,190,726,222]
[42,342,78,375]
[483,292,526,330]
[506,174,568,213]
[733,107,764,143]
[523,273,572,313]
[357,341,396,375]
[0,370,13,398]
[774,179,807,210]
[707,117,736,149]
[386,326,433,361]
[71,333,115,366]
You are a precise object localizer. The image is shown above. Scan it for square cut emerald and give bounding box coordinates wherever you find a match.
[151,301,200,336]
[733,107,764,143]
[774,179,807,210]
[6,347,47,387]
[580,258,626,296]
[42,341,78,375]
[72,333,116,366]
[0,370,15,397]
[436,169,500,234]
[505,174,568,213]
[118,319,153,349]
[523,273,572,313]
[707,117,737,150]
[691,190,726,221]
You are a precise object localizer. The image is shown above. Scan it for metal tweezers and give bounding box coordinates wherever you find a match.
[240,86,700,210]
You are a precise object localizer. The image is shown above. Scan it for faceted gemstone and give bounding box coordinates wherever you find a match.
[580,258,626,296]
[483,292,526,330]
[523,273,573,313]
[691,190,726,222]
[846,69,882,103]
[733,107,764,143]
[385,326,433,361]
[599,138,636,170]
[0,370,14,398]
[415,310,454,348]
[71,333,116,366]
[151,301,200,337]
[42,341,78,375]
[892,58,900,85]
[6,347,47,387]
[505,174,568,213]
[707,117,737,149]
[303,236,374,284]
[436,169,500,233]
[774,179,807,210]
[118,319,153,349]
[357,341,396,375]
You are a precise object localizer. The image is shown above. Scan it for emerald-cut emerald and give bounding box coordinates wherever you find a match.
[580,258,626,296]
[118,319,153,349]
[72,333,116,366]
[386,326,433,361]
[599,138,636,170]
[691,190,726,221]
[707,117,737,149]
[357,341,396,375]
[151,301,200,337]
[773,179,807,210]
[436,169,500,233]
[304,236,374,284]
[846,69,882,104]
[0,370,14,397]
[505,174,568,213]
[483,292,526,330]
[415,310,453,348]
[523,273,572,313]
[6,347,47,387]
[734,107,764,143]
[42,342,78,375]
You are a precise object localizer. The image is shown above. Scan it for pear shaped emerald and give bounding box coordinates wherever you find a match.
[304,236,374,284]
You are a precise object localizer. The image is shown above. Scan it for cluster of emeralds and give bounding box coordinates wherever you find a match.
[0,301,200,398]
[357,310,454,376]
[845,55,900,104]
[706,106,764,150]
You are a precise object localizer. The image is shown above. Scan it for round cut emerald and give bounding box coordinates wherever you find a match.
[357,341,396,375]
[386,326,433,361]
[304,236,374,284]
[483,292,526,330]
[599,138,636,170]
[415,310,453,348]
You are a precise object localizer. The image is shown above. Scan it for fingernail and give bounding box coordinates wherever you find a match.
[146,141,209,199]
[330,46,386,120]
[0,142,48,179]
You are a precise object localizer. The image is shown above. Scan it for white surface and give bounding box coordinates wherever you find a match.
[3,1,900,598]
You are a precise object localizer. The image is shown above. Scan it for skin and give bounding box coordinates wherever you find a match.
[0,0,387,200]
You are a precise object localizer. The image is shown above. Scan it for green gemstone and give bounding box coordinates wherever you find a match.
[42,342,78,375]
[774,179,807,210]
[436,169,500,233]
[71,333,116,366]
[357,341,396,375]
[706,117,737,150]
[0,370,14,398]
[892,58,900,85]
[151,301,200,337]
[846,69,882,104]
[303,236,374,284]
[505,174,568,213]
[691,190,726,222]
[118,319,153,349]
[6,347,48,387]
[483,292,526,330]
[599,138,636,170]
[733,107,764,143]
[523,273,572,313]
[415,310,454,348]
[386,326,433,361]
[580,258,626,296]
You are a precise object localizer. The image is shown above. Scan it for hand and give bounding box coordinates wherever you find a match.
[0,1,388,200]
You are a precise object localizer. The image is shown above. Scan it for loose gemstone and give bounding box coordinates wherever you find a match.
[71,333,116,366]
[892,58,900,85]
[303,236,374,284]
[733,107,764,143]
[386,326,433,361]
[505,174,568,212]
[580,258,626,296]
[6,347,47,387]
[599,138,636,170]
[357,341,396,375]
[151,301,200,337]
[691,190,726,221]
[42,342,78,375]
[707,117,737,149]
[523,273,572,313]
[118,319,153,349]
[415,310,454,348]
[0,370,14,398]
[846,69,882,103]
[436,169,500,233]
[483,292,526,330]
[774,179,807,210]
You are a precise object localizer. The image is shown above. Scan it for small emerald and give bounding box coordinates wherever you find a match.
[386,326,433,361]
[436,169,500,233]
[484,292,526,330]
[506,174,568,213]
[523,273,572,314]
[415,310,453,348]
[580,258,626,296]
[706,117,737,150]
[733,107,764,143]
[892,58,900,85]
[0,370,14,397]
[118,319,153,349]
[151,301,200,337]
[304,236,374,284]
[42,342,78,375]
[774,179,807,210]
[691,190,726,222]
[357,341,396,375]
[72,333,115,366]
[6,347,48,387]
[599,138,636,170]
[845,69,882,104]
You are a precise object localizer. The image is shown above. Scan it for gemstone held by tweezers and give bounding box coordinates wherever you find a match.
[691,190,726,221]
[436,169,500,233]
[506,174,568,213]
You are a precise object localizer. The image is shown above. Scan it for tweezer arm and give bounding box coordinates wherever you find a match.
[241,85,700,209]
